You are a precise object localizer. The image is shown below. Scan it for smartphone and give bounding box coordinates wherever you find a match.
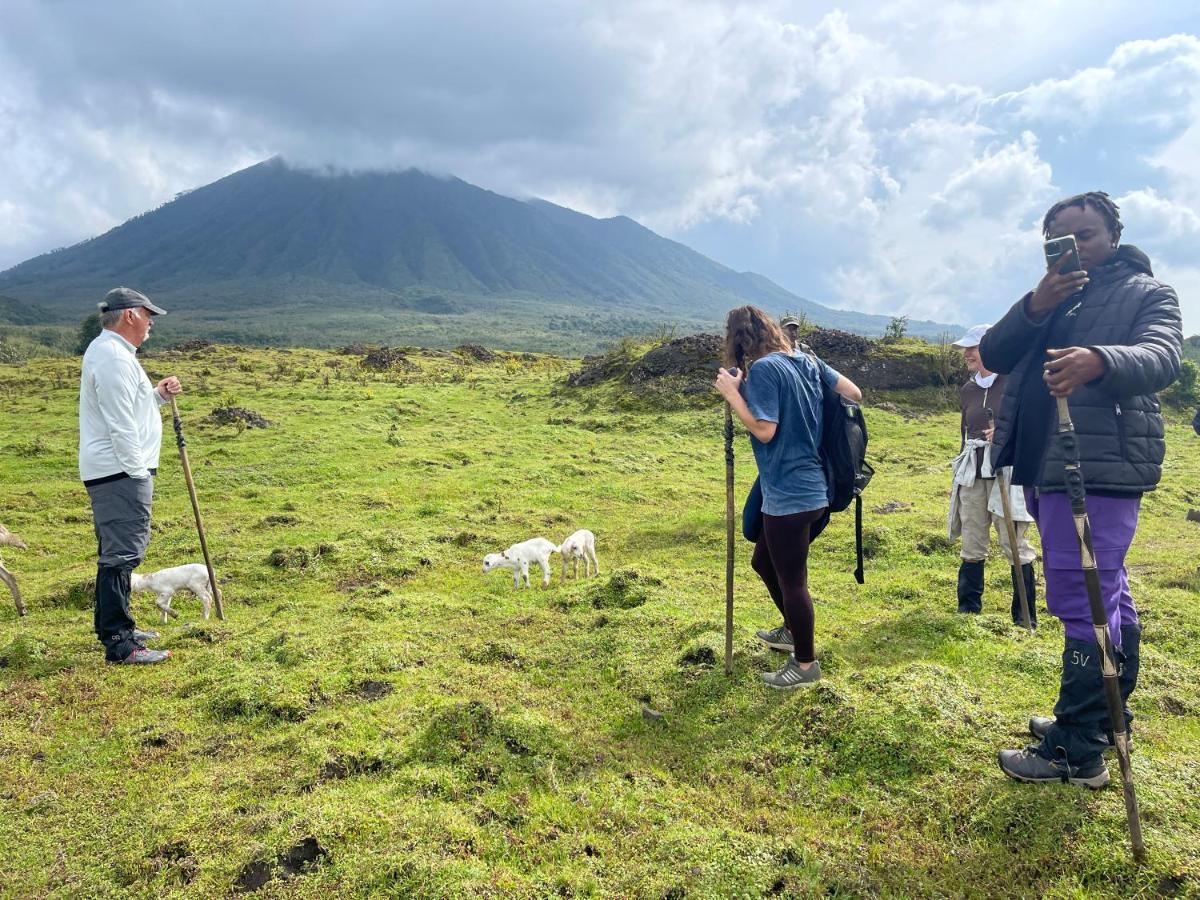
[1044,235,1081,274]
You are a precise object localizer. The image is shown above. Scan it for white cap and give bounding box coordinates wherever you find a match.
[951,324,991,348]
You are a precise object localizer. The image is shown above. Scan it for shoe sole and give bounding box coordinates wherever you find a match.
[757,638,794,652]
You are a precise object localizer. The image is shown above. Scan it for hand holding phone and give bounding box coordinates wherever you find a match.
[1029,234,1089,317]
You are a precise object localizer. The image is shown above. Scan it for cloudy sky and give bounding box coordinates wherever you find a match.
[2,0,1198,331]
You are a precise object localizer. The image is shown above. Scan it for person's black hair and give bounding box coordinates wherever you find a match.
[1042,191,1123,242]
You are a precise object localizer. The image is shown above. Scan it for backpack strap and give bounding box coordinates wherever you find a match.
[854,494,865,585]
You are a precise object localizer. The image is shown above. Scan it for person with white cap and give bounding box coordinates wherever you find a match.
[79,287,182,664]
[947,324,1037,621]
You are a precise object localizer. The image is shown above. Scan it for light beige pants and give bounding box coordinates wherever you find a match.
[958,478,1036,565]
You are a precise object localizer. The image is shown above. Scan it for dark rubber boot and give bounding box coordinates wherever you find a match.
[957,560,984,614]
[1010,563,1037,626]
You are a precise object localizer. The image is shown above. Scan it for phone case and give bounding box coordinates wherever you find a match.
[1044,236,1081,273]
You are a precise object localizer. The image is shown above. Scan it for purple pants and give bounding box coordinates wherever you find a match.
[1025,489,1140,647]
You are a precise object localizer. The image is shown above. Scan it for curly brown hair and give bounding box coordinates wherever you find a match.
[723,305,792,371]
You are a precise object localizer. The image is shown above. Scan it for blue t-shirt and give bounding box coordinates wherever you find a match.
[742,351,841,516]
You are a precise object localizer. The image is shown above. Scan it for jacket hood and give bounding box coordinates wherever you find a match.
[1105,244,1153,277]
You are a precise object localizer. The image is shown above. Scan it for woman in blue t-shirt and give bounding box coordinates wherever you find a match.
[715,306,862,689]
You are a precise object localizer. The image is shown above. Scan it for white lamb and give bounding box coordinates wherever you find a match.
[130,564,216,623]
[558,529,599,580]
[482,538,559,589]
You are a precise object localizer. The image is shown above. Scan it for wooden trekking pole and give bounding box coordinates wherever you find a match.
[987,410,1034,631]
[170,397,225,620]
[724,401,735,676]
[1055,395,1145,863]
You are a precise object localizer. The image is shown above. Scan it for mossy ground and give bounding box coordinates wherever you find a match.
[1,346,1198,897]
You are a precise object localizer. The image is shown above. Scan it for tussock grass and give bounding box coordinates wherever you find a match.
[1,346,1198,896]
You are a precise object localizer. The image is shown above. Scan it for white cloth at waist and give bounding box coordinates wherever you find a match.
[948,439,1031,539]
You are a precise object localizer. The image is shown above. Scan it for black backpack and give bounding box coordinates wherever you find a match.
[742,355,874,584]
[813,378,874,583]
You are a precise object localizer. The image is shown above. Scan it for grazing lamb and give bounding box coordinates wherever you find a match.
[558,529,599,580]
[483,537,558,589]
[0,523,27,616]
[130,563,216,623]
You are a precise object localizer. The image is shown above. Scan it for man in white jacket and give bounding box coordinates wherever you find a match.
[80,287,181,664]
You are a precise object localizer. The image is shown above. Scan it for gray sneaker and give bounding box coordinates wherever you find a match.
[109,647,171,665]
[133,629,160,643]
[998,745,1110,789]
[761,657,821,689]
[755,625,794,652]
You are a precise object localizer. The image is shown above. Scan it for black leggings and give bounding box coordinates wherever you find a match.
[750,508,826,663]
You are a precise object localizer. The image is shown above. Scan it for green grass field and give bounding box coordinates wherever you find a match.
[1,346,1198,898]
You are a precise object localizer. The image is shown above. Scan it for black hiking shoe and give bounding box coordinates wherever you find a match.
[997,746,1110,789]
[1028,716,1129,754]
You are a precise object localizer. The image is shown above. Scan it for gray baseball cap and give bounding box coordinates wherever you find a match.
[99,286,167,316]
[780,313,801,328]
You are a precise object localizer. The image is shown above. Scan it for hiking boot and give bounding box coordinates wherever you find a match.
[761,657,821,690]
[1028,716,1129,754]
[997,746,1110,789]
[108,647,171,665]
[132,629,160,643]
[755,625,794,652]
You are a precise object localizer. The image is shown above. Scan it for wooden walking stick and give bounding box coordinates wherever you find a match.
[724,401,735,676]
[170,397,225,621]
[987,410,1034,631]
[1055,395,1145,863]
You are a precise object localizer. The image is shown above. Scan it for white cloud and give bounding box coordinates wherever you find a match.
[922,133,1054,230]
[0,0,1196,334]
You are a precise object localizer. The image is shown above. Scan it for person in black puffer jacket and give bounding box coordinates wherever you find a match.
[980,192,1182,789]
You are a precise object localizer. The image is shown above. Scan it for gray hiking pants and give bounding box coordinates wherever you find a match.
[86,474,153,660]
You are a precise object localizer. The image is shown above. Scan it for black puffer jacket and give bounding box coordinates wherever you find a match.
[982,246,1182,493]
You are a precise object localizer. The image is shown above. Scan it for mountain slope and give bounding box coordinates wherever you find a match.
[0,159,956,348]
[0,294,45,326]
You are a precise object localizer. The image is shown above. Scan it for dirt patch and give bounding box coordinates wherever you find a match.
[208,406,271,428]
[139,728,184,749]
[47,579,95,610]
[679,644,717,667]
[360,347,418,372]
[172,339,213,352]
[568,328,963,405]
[456,343,497,362]
[260,514,301,526]
[463,642,524,669]
[805,328,872,358]
[628,334,723,388]
[874,500,913,515]
[916,533,956,555]
[235,837,328,893]
[1160,695,1194,716]
[320,753,390,780]
[357,679,394,701]
[268,543,335,571]
[149,840,199,884]
[588,570,662,609]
